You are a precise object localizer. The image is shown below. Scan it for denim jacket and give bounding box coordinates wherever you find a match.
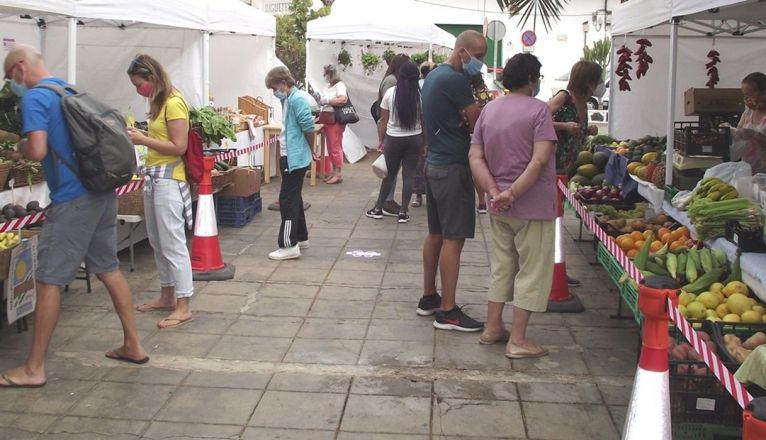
[280,87,315,172]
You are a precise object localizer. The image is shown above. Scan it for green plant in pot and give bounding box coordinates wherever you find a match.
[361,51,381,76]
[382,49,396,65]
[337,48,352,71]
[189,106,236,147]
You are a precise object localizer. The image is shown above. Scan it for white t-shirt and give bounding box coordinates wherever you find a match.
[321,81,348,109]
[279,98,288,156]
[380,87,422,137]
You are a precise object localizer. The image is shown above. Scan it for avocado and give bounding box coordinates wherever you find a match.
[14,207,27,217]
[2,207,16,218]
[26,201,40,212]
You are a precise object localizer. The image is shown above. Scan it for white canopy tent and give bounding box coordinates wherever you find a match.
[306,0,457,156]
[609,0,766,184]
[0,0,276,117]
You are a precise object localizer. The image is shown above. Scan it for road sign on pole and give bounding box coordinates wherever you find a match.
[521,30,537,47]
[487,20,506,77]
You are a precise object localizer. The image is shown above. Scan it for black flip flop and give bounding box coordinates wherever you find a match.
[105,350,150,365]
[0,373,46,388]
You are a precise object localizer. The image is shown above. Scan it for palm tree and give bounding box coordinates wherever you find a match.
[496,0,569,33]
[320,0,334,5]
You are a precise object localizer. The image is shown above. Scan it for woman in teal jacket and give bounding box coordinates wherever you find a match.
[265,67,317,260]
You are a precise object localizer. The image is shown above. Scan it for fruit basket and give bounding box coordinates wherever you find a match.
[6,162,43,189]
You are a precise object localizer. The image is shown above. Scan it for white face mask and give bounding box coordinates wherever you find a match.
[594,82,606,97]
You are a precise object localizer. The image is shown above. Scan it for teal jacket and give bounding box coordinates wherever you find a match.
[280,87,315,172]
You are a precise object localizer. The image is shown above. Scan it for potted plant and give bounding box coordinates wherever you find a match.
[361,51,381,76]
[337,48,352,71]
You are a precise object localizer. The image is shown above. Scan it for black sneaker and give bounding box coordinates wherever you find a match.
[567,275,581,287]
[365,208,383,219]
[433,307,484,332]
[382,200,401,217]
[477,204,488,214]
[398,212,410,223]
[416,293,441,316]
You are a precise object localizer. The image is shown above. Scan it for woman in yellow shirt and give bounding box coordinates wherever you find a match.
[126,54,194,329]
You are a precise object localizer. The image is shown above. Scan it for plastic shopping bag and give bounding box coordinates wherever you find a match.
[372,154,387,179]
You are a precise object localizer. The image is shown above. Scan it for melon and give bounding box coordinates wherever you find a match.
[576,164,599,179]
[592,151,609,171]
[627,162,642,175]
[575,151,593,167]
[591,173,606,186]
[569,175,592,186]
[641,152,658,165]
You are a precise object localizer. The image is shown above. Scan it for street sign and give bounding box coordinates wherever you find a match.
[521,30,537,47]
[487,20,506,41]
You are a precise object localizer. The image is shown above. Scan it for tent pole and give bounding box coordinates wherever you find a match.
[665,17,679,187]
[203,32,210,106]
[608,35,616,138]
[67,17,77,84]
[305,38,310,92]
[428,43,433,63]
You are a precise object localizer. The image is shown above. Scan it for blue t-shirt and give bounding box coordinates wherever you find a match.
[21,77,87,204]
[421,64,475,166]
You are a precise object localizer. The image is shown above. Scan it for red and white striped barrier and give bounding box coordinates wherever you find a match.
[0,136,278,232]
[558,179,753,410]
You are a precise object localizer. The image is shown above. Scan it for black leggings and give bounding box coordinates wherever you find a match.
[375,134,422,212]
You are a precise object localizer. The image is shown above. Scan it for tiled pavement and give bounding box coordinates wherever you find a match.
[0,153,639,439]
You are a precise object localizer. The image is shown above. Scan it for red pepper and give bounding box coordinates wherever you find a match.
[634,38,653,79]
[706,49,720,88]
[616,44,634,91]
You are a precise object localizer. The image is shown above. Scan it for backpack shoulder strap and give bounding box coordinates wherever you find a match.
[34,83,78,96]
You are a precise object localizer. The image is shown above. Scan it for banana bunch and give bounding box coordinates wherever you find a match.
[0,232,20,250]
[694,177,739,202]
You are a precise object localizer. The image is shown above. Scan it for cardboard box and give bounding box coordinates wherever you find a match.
[0,230,39,280]
[219,167,261,198]
[684,88,744,115]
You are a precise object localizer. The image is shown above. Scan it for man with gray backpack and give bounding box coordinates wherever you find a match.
[0,45,148,388]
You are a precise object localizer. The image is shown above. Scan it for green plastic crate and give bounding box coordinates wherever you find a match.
[665,185,681,203]
[671,423,741,440]
[596,242,641,324]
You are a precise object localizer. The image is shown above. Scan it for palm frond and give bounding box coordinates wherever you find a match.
[497,0,569,33]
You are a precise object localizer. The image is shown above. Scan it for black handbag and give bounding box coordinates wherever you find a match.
[334,96,360,124]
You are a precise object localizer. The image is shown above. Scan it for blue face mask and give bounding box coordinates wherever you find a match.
[274,89,288,100]
[10,79,27,97]
[461,49,484,77]
[533,82,541,97]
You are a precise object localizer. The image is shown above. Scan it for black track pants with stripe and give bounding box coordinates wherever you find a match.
[278,157,308,248]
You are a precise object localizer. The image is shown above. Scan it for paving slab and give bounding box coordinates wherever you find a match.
[249,390,345,430]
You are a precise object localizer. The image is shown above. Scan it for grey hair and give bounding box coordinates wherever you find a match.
[323,64,341,85]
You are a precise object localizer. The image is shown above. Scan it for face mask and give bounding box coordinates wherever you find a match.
[137,82,153,98]
[533,82,541,97]
[461,49,484,77]
[274,89,288,100]
[10,79,27,97]
[594,82,606,97]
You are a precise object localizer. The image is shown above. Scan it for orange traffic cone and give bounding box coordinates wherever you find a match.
[744,398,766,440]
[191,156,235,281]
[622,276,678,440]
[547,174,584,313]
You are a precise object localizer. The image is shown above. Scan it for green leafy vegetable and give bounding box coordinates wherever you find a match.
[189,107,236,146]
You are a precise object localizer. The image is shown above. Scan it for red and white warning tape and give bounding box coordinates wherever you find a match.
[557,179,753,409]
[0,136,278,232]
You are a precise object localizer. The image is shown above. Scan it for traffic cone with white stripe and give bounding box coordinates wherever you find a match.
[622,276,678,440]
[547,174,584,313]
[744,398,766,439]
[190,156,235,281]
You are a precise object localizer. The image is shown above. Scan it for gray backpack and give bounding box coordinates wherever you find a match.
[35,83,136,192]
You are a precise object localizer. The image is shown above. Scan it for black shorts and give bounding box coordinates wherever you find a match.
[425,163,475,240]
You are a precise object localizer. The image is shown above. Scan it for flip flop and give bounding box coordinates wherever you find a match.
[136,303,175,312]
[325,177,343,184]
[479,329,510,345]
[504,343,549,359]
[157,317,194,330]
[105,349,150,365]
[0,373,46,388]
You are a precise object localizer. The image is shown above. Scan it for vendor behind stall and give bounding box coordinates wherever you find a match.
[732,72,766,174]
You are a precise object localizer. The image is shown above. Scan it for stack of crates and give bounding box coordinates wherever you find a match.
[216,193,262,228]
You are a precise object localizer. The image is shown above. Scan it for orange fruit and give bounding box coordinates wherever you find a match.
[620,238,635,251]
[677,226,689,237]
[627,249,639,258]
[642,230,653,240]
[630,231,644,241]
[650,241,663,252]
[669,241,682,252]
[658,227,671,237]
[634,240,645,250]
[660,232,671,244]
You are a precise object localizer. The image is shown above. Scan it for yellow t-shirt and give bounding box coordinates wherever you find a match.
[147,90,188,182]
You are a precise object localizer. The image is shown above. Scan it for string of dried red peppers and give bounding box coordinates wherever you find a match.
[706,49,720,88]
[616,44,633,91]
[634,38,653,79]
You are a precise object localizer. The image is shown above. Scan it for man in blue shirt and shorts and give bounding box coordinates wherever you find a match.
[0,45,147,388]
[416,31,487,332]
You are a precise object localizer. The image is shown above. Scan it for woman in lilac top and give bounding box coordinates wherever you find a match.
[469,53,558,359]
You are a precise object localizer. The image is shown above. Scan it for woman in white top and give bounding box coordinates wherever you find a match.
[732,72,766,174]
[316,64,348,184]
[366,61,424,223]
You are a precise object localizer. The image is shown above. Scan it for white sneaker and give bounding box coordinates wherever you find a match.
[298,240,310,249]
[268,245,301,260]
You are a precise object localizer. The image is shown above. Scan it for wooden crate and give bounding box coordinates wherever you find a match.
[238,96,270,126]
[117,190,144,216]
[684,88,744,115]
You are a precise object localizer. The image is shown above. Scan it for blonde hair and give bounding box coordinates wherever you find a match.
[127,54,173,120]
